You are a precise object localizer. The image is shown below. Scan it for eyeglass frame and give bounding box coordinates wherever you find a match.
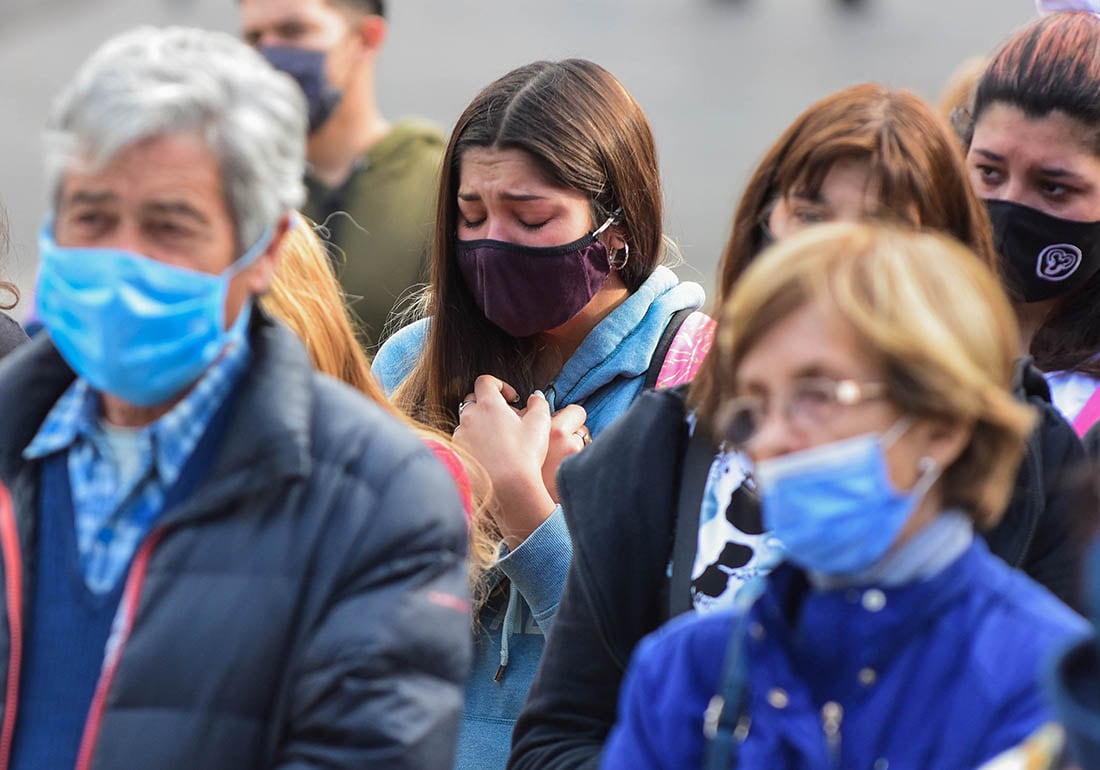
[714,377,889,448]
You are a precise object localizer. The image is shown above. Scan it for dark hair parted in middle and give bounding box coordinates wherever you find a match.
[715,83,997,307]
[972,12,1100,376]
[394,59,665,430]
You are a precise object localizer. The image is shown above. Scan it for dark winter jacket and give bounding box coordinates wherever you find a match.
[0,314,472,770]
[509,373,1085,770]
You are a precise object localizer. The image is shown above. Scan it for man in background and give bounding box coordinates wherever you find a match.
[242,0,445,346]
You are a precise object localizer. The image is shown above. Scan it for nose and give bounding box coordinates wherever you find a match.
[746,406,803,464]
[103,219,148,256]
[484,218,510,243]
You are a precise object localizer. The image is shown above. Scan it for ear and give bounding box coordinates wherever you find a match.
[353,13,387,56]
[918,415,975,472]
[244,212,292,295]
[599,225,629,253]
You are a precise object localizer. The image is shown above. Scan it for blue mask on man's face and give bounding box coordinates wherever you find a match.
[260,46,343,134]
[35,223,274,406]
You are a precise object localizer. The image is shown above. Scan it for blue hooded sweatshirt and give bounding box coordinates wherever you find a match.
[373,265,705,770]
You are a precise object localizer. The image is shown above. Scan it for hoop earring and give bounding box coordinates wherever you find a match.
[610,242,630,271]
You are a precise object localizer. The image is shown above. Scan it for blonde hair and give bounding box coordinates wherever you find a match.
[691,223,1035,529]
[938,56,988,128]
[261,216,498,609]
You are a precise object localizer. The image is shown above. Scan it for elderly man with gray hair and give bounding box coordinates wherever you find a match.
[0,26,470,770]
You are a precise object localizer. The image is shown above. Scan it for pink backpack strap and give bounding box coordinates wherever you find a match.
[655,311,716,389]
[1073,386,1100,437]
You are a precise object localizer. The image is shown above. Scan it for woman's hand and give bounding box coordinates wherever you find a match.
[543,405,588,503]
[454,375,557,550]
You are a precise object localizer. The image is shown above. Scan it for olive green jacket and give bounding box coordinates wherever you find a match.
[303,118,445,348]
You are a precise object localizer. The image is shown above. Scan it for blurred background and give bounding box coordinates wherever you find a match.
[0,0,1035,317]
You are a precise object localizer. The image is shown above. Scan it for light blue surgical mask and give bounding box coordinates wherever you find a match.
[753,420,940,575]
[36,223,274,407]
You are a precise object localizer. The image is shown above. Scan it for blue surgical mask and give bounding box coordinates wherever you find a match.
[36,224,274,407]
[260,46,342,134]
[753,420,940,575]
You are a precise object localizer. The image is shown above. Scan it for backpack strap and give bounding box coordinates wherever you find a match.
[1073,386,1100,438]
[656,311,717,390]
[667,427,715,619]
[644,308,694,390]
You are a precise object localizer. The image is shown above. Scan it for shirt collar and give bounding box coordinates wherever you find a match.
[24,337,251,485]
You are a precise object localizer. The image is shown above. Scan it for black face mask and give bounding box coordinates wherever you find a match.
[985,198,1100,303]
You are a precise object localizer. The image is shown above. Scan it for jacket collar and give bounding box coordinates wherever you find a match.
[0,312,313,520]
[750,540,987,703]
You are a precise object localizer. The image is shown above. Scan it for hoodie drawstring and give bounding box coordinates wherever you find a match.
[494,581,521,682]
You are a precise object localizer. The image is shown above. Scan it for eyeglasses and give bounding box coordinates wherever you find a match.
[715,377,888,447]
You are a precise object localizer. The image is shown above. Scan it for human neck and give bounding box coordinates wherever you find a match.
[1016,299,1058,356]
[99,392,181,429]
[306,92,390,188]
[533,277,631,385]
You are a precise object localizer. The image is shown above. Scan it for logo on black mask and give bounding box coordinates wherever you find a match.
[1036,244,1083,282]
[986,198,1100,302]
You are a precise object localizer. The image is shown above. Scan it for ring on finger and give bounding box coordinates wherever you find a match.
[458,399,476,415]
[574,428,592,446]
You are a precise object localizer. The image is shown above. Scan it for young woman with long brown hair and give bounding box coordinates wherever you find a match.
[0,203,27,358]
[510,83,1083,770]
[372,59,708,770]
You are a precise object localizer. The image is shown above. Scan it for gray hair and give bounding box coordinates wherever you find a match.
[45,26,308,250]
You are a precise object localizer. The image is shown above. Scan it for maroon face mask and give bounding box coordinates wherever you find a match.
[455,217,618,338]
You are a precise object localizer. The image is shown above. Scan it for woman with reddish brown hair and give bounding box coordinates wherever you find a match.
[510,83,1083,770]
[709,84,997,310]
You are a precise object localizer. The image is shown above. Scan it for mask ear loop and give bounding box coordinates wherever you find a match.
[594,208,628,270]
[910,455,942,501]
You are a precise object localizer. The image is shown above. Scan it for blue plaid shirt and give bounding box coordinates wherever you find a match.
[24,339,251,594]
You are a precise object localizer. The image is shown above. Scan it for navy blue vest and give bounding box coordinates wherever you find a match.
[10,405,231,770]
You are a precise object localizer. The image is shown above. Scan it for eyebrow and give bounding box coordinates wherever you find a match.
[64,190,117,207]
[1037,166,1087,182]
[788,190,827,205]
[972,149,1005,163]
[144,201,210,224]
[974,148,1087,181]
[457,192,549,202]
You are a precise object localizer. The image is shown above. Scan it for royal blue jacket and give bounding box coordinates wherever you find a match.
[603,538,1087,770]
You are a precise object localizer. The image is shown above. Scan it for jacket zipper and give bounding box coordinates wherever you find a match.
[74,527,165,770]
[821,701,843,769]
[0,484,22,770]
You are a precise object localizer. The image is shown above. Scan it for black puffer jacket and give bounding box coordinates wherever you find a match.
[0,315,471,770]
[509,372,1085,770]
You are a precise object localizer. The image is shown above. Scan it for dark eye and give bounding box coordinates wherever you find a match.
[518,219,549,231]
[1039,180,1072,199]
[792,208,828,225]
[974,165,1003,186]
[149,221,190,239]
[717,397,764,447]
[459,216,486,229]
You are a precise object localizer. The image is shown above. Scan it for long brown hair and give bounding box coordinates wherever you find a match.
[692,84,998,428]
[971,13,1100,376]
[393,59,665,431]
[262,216,497,610]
